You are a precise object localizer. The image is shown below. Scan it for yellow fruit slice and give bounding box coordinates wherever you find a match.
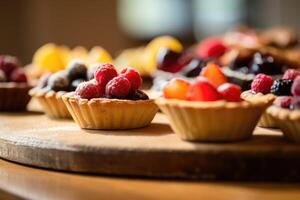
[69,46,88,62]
[32,43,66,72]
[143,36,183,73]
[87,46,113,65]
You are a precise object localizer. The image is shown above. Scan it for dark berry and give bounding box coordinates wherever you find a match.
[274,96,292,108]
[37,73,51,88]
[127,90,149,100]
[249,53,284,75]
[180,58,207,77]
[75,80,102,100]
[271,79,293,96]
[120,67,142,93]
[157,48,185,73]
[291,76,300,96]
[105,76,130,98]
[47,71,69,92]
[9,68,27,83]
[66,60,87,81]
[0,55,19,77]
[0,69,7,82]
[69,78,85,91]
[251,74,273,94]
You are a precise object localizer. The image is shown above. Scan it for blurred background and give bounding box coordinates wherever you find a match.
[0,0,300,64]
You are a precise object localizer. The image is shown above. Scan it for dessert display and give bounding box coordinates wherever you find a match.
[62,63,158,129]
[242,69,299,127]
[27,43,112,80]
[0,55,32,111]
[156,62,273,142]
[29,60,90,118]
[267,75,300,143]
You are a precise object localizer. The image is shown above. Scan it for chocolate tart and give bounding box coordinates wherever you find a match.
[156,95,273,142]
[29,88,71,118]
[267,106,300,143]
[0,82,32,111]
[62,92,158,130]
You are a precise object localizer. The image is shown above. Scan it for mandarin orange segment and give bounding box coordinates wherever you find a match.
[200,63,227,87]
[87,46,113,64]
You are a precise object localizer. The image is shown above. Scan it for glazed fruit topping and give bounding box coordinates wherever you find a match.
[75,80,103,100]
[196,37,227,59]
[270,79,293,96]
[127,90,149,100]
[163,78,190,100]
[283,69,300,81]
[251,74,273,94]
[187,77,222,101]
[217,83,241,102]
[291,76,300,96]
[120,67,142,93]
[200,63,227,87]
[274,96,293,109]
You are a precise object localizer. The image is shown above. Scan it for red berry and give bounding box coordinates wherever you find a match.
[196,37,227,59]
[283,69,300,81]
[200,63,227,87]
[187,77,222,101]
[9,68,27,83]
[105,76,131,98]
[163,78,190,100]
[274,96,293,108]
[0,55,19,77]
[120,67,142,93]
[291,76,300,96]
[75,80,102,100]
[94,63,118,87]
[217,83,241,102]
[251,74,273,94]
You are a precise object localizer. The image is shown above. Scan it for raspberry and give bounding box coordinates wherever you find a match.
[283,69,300,81]
[196,37,227,59]
[200,63,227,87]
[271,79,293,96]
[291,76,300,96]
[0,55,19,77]
[47,71,69,91]
[94,63,118,87]
[187,77,222,101]
[217,83,241,102]
[105,76,131,98]
[66,60,87,81]
[75,80,102,99]
[251,74,273,94]
[120,67,142,93]
[163,78,190,100]
[9,68,27,83]
[274,96,292,108]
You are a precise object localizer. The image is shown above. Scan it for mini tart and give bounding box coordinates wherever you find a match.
[156,95,273,142]
[62,92,158,130]
[241,90,276,128]
[29,88,71,118]
[267,106,300,143]
[0,82,32,111]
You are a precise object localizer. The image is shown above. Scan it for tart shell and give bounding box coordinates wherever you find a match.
[156,95,273,142]
[29,88,71,118]
[62,92,158,130]
[0,83,32,111]
[267,106,300,143]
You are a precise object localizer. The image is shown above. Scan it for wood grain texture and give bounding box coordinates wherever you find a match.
[0,112,300,181]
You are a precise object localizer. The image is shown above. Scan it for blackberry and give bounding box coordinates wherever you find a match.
[180,58,208,77]
[249,53,284,75]
[270,79,293,96]
[127,90,149,100]
[69,78,85,91]
[66,60,87,81]
[47,71,69,92]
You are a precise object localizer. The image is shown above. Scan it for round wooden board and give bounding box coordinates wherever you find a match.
[0,111,300,181]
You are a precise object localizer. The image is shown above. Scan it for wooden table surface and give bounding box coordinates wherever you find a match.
[0,159,299,200]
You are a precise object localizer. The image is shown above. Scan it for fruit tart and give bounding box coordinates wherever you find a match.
[62,63,158,130]
[267,76,300,143]
[241,69,299,127]
[30,60,90,118]
[156,63,273,142]
[0,55,32,111]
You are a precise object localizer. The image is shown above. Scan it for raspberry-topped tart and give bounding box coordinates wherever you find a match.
[62,63,158,130]
[267,76,300,143]
[0,55,32,111]
[156,63,273,142]
[241,69,299,127]
[30,59,89,118]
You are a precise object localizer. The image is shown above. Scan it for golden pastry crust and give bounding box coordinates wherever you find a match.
[62,92,158,130]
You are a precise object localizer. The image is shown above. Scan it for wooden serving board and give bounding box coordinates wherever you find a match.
[0,110,300,181]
